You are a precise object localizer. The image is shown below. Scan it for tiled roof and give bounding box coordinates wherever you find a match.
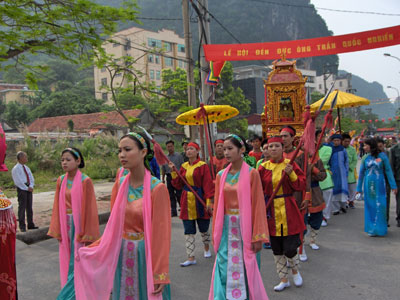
[28,109,144,132]
[376,127,395,132]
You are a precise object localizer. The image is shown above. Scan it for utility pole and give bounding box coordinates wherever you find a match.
[196,0,213,159]
[182,0,197,141]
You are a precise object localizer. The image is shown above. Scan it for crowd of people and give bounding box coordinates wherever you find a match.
[1,128,399,300]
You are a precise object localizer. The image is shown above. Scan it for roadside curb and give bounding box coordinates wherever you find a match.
[16,212,110,245]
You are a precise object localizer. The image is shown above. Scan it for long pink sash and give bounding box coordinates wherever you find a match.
[75,169,160,300]
[209,162,268,300]
[58,170,83,288]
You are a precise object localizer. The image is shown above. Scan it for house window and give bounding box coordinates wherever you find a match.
[339,81,343,87]
[178,44,185,53]
[318,84,322,90]
[148,54,154,63]
[155,55,160,64]
[150,70,155,80]
[156,70,161,80]
[101,67,106,72]
[102,93,108,100]
[101,78,107,86]
[165,57,173,67]
[124,40,131,51]
[163,42,172,52]
[148,38,161,48]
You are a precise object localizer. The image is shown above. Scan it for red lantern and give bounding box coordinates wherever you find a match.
[382,118,385,122]
[396,116,399,120]
[355,120,359,123]
[362,120,365,123]
[375,119,379,123]
[389,118,392,121]
[369,120,372,123]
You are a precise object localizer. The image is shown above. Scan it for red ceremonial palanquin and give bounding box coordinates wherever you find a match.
[172,158,214,220]
[258,158,306,237]
[0,194,17,300]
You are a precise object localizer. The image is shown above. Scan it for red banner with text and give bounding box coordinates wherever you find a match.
[203,25,400,72]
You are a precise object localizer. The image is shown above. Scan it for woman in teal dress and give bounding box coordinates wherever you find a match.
[48,147,100,300]
[356,138,397,236]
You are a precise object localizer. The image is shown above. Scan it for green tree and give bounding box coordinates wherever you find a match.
[67,119,74,132]
[214,62,251,136]
[3,102,29,127]
[0,0,139,86]
[311,91,324,104]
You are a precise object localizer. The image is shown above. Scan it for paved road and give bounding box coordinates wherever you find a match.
[16,197,400,300]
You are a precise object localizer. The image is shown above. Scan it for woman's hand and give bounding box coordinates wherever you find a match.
[207,204,213,216]
[153,283,166,295]
[393,189,398,195]
[284,164,293,175]
[251,241,262,253]
[300,200,309,211]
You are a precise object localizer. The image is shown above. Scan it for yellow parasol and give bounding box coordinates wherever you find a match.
[310,90,370,112]
[176,104,239,125]
[310,90,370,132]
[176,104,239,179]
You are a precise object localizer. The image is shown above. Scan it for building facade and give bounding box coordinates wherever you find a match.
[315,73,353,94]
[0,83,37,105]
[94,27,186,104]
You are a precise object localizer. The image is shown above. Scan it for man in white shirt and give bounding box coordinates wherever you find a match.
[11,151,37,232]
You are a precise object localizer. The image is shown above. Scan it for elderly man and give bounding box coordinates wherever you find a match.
[11,151,37,232]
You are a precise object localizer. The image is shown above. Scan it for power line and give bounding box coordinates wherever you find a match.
[194,0,241,44]
[246,0,400,16]
[137,17,182,21]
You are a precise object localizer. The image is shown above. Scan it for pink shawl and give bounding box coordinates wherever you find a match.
[75,169,160,300]
[58,170,83,287]
[209,162,268,300]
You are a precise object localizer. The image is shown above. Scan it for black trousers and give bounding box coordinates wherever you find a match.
[17,188,34,229]
[166,174,182,215]
[396,180,400,223]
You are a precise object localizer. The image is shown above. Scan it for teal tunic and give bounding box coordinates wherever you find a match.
[111,175,171,300]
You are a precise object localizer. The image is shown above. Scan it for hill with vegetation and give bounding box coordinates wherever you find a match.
[97,0,338,74]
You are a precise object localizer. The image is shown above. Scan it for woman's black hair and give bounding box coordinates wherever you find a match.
[120,133,154,172]
[224,135,252,153]
[365,138,379,158]
[62,147,85,168]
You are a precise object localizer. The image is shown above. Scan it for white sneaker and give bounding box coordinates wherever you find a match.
[299,252,308,262]
[299,246,307,262]
[204,250,212,258]
[274,281,290,292]
[292,272,303,287]
[321,220,328,227]
[180,259,197,267]
[309,243,320,250]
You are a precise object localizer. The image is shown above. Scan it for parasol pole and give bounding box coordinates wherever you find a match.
[337,107,342,133]
[197,104,216,180]
[311,90,339,164]
[265,84,335,211]
[137,126,208,209]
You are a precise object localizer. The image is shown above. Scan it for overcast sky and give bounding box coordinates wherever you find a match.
[310,0,400,101]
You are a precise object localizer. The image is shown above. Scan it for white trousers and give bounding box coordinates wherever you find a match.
[331,193,348,212]
[322,188,333,220]
[348,183,357,202]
